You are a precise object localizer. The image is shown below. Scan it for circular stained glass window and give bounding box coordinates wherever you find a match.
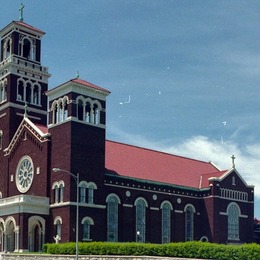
[16,156,34,193]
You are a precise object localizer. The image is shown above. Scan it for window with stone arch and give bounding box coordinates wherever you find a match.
[32,83,41,105]
[51,97,69,124]
[54,216,62,240]
[4,37,12,59]
[85,99,91,123]
[52,181,64,204]
[79,181,88,203]
[25,81,32,103]
[77,97,84,121]
[17,78,25,101]
[184,204,195,241]
[227,202,240,240]
[0,79,7,103]
[19,36,35,60]
[87,182,97,204]
[93,102,101,125]
[82,217,94,241]
[135,197,147,243]
[161,201,172,243]
[106,194,120,242]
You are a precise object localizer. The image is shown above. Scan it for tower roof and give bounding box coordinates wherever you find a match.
[0,21,45,38]
[46,78,110,101]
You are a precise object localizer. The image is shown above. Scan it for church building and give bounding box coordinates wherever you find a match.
[0,16,255,252]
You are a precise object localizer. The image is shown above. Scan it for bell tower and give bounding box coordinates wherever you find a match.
[0,19,51,146]
[0,16,51,198]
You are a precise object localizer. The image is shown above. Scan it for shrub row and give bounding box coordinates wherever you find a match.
[43,241,260,260]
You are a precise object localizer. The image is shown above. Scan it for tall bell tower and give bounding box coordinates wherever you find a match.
[0,18,51,145]
[0,11,51,197]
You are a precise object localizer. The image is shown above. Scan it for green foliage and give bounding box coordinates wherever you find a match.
[43,241,260,259]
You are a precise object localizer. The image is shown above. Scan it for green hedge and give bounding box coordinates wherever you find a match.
[42,241,260,260]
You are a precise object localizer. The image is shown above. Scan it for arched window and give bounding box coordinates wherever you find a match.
[54,217,62,240]
[161,201,172,243]
[227,203,240,240]
[4,38,12,59]
[82,217,94,241]
[185,204,195,241]
[0,80,7,103]
[23,38,31,59]
[79,182,87,203]
[85,101,91,123]
[63,98,68,120]
[77,99,84,121]
[53,181,64,204]
[59,183,64,203]
[135,198,147,243]
[88,185,94,204]
[32,84,41,105]
[54,184,59,204]
[17,79,25,101]
[26,82,32,103]
[93,103,99,124]
[106,194,120,242]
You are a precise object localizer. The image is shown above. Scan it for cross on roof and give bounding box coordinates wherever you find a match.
[19,3,25,22]
[231,154,236,168]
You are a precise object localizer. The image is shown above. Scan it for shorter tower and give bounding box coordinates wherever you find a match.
[46,78,110,242]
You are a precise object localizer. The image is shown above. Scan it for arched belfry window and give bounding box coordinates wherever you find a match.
[32,84,41,105]
[161,201,172,243]
[135,198,147,243]
[19,36,36,61]
[0,80,7,103]
[51,97,69,124]
[184,204,195,241]
[93,103,100,125]
[17,79,25,101]
[106,194,120,242]
[26,81,32,103]
[23,38,31,59]
[227,203,240,240]
[4,38,12,59]
[77,98,84,121]
[85,101,91,123]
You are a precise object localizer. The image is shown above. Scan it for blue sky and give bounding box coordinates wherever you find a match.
[2,1,260,217]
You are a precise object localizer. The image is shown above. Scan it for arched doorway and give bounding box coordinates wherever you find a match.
[28,216,45,252]
[5,221,15,252]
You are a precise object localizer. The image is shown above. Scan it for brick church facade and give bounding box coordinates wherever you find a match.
[0,18,255,252]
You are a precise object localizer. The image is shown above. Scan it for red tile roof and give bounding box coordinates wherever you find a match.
[199,170,227,188]
[105,140,223,189]
[47,78,111,95]
[34,123,48,135]
[72,78,111,94]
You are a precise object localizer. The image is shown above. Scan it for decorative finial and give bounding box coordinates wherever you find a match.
[19,3,25,22]
[24,102,28,118]
[76,71,80,79]
[231,154,236,168]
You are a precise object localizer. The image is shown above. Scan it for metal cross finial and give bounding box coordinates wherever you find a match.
[19,3,25,22]
[231,154,236,168]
